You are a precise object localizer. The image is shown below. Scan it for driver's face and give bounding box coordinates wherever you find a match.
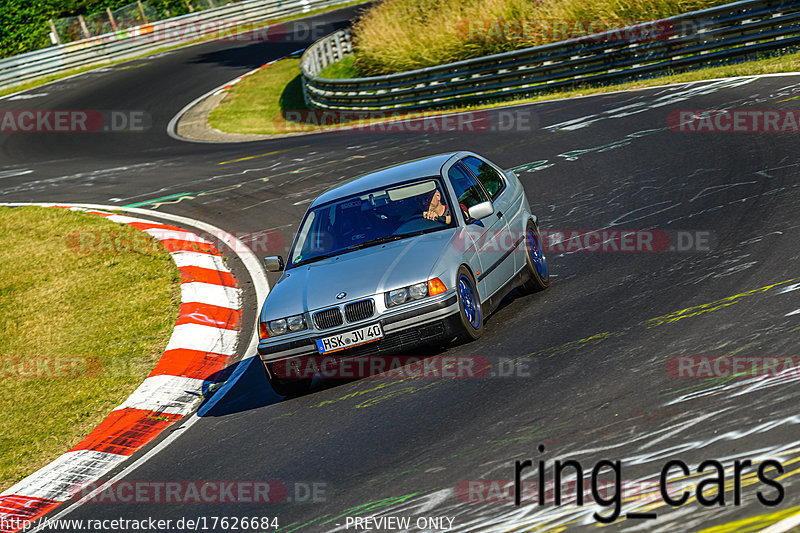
[429,190,441,207]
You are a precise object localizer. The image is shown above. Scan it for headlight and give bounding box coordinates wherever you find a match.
[387,287,409,307]
[408,281,428,300]
[268,318,288,335]
[385,279,444,308]
[287,314,306,332]
[263,313,307,338]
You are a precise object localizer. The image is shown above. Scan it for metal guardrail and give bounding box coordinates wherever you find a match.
[301,0,800,110]
[0,0,356,92]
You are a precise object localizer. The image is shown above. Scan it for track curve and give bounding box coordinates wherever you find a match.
[1,6,800,531]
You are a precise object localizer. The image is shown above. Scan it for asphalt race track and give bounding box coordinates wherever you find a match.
[2,4,800,531]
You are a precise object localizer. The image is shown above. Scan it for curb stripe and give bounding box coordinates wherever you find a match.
[149,348,233,381]
[0,496,60,532]
[69,409,182,456]
[159,238,220,254]
[112,375,207,416]
[164,323,238,355]
[175,301,241,330]
[170,250,228,271]
[126,221,187,233]
[0,205,246,532]
[178,265,237,287]
[2,450,127,501]
[180,282,240,308]
[143,228,212,242]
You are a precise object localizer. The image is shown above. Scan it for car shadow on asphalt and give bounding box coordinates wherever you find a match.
[197,344,454,417]
[198,356,283,417]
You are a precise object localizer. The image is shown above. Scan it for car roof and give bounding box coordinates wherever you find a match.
[310,152,461,207]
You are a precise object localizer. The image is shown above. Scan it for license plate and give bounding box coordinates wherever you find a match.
[315,324,383,354]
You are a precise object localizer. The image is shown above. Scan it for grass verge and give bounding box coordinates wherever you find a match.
[318,55,360,79]
[207,49,800,136]
[0,206,180,491]
[208,57,311,134]
[351,0,737,75]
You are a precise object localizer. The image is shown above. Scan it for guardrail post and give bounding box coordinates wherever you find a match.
[333,31,343,61]
[48,19,62,46]
[106,8,119,33]
[78,15,91,39]
[137,0,149,23]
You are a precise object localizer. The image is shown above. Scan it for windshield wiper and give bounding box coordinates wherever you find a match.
[291,251,342,269]
[344,234,414,252]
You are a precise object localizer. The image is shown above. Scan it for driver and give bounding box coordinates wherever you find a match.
[421,189,452,224]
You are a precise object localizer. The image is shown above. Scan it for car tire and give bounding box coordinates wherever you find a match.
[262,360,312,397]
[519,219,550,294]
[455,265,484,342]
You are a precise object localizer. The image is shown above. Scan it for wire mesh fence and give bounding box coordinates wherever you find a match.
[50,0,238,44]
[112,2,158,31]
[52,16,85,44]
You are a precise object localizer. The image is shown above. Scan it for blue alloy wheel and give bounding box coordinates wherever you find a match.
[458,273,481,329]
[527,227,548,279]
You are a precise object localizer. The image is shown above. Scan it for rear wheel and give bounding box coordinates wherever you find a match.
[262,360,312,397]
[519,220,550,294]
[455,265,483,342]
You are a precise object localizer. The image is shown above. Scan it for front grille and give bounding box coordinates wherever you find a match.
[344,328,423,357]
[344,299,375,323]
[313,308,343,330]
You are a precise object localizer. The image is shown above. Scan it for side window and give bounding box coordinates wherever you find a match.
[447,162,490,213]
[462,156,505,200]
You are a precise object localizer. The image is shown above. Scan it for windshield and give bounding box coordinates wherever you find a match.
[287,178,455,268]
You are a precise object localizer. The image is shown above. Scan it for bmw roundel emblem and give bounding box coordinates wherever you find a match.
[336,292,347,299]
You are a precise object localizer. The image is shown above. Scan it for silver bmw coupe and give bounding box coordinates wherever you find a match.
[257,151,549,395]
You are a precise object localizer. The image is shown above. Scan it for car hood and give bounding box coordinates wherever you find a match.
[263,230,456,318]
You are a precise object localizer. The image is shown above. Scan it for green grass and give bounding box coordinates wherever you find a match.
[0,206,180,491]
[318,55,360,79]
[208,49,800,135]
[209,56,314,134]
[351,0,741,75]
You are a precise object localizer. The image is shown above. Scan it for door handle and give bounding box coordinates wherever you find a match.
[496,211,503,219]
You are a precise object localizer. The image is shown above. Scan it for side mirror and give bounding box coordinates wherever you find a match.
[467,201,494,222]
[264,255,285,272]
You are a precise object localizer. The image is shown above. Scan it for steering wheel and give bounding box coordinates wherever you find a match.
[394,213,432,234]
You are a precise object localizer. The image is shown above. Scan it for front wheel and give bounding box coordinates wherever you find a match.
[519,220,550,294]
[455,265,484,342]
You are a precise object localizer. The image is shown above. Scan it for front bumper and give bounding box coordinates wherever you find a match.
[258,293,461,363]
